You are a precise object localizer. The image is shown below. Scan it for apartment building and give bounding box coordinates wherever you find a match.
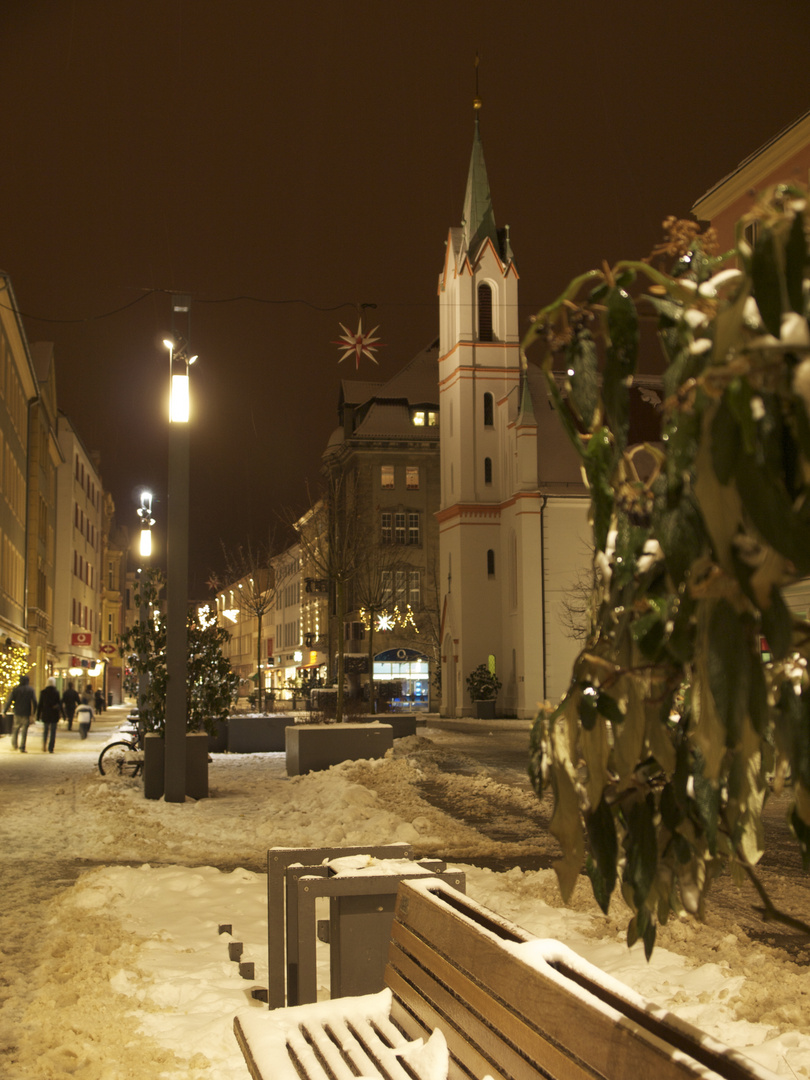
[53,414,104,686]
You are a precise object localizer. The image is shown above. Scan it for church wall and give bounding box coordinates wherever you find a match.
[501,496,544,717]
[542,496,592,704]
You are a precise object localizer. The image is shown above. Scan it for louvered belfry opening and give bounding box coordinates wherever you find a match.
[477,282,493,341]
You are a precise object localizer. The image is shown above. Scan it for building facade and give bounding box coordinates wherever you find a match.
[26,343,62,689]
[53,414,104,690]
[693,106,810,619]
[692,108,810,251]
[0,275,39,671]
[100,492,128,704]
[322,345,442,710]
[271,545,303,700]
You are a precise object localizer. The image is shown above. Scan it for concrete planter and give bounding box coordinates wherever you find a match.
[143,732,209,800]
[472,699,496,720]
[206,718,229,753]
[227,714,294,753]
[360,714,417,739]
[286,722,393,777]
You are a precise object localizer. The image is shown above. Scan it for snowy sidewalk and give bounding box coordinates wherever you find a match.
[0,728,809,1079]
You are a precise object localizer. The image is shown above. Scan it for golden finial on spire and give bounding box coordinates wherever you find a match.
[473,51,482,110]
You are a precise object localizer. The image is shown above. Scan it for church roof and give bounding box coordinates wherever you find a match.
[462,113,499,262]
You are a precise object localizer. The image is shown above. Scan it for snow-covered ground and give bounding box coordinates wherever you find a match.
[1,709,809,1079]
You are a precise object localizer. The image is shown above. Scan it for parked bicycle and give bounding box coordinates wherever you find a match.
[98,717,144,778]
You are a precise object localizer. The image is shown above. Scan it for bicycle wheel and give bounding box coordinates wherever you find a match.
[98,740,141,777]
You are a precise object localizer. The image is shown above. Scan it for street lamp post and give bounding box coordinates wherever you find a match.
[136,490,155,724]
[163,338,196,803]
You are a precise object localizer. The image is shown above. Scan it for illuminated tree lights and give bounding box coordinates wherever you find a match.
[359,604,418,634]
[0,642,30,704]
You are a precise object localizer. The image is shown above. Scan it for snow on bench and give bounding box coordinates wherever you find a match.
[234,877,779,1080]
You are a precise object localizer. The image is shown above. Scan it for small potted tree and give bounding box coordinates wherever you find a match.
[466,664,501,719]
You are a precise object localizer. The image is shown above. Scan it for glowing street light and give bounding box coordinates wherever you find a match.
[163,338,197,423]
[162,334,197,803]
[137,490,154,558]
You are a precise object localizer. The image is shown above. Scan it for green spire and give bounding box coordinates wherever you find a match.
[462,110,498,260]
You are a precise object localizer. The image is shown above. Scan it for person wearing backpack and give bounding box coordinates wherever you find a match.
[77,690,94,740]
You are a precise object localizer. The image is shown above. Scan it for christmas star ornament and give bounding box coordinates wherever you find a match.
[334,318,383,370]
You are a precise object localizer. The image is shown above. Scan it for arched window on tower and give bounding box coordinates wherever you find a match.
[483,392,493,427]
[484,457,492,484]
[478,283,493,341]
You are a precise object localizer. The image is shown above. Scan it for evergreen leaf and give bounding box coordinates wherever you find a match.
[586,796,618,913]
[751,229,782,336]
[785,211,808,315]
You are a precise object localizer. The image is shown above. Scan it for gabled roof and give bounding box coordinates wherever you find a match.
[375,339,439,405]
[692,107,810,219]
[330,340,440,446]
[339,380,385,409]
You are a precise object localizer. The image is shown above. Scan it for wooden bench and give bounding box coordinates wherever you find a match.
[234,876,777,1080]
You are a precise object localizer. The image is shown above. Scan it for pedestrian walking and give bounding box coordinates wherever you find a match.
[4,675,37,752]
[77,691,94,740]
[62,681,80,731]
[37,677,63,753]
[94,688,105,714]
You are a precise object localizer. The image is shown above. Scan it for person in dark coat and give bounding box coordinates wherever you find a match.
[37,677,63,753]
[94,688,105,714]
[4,675,37,752]
[62,681,80,731]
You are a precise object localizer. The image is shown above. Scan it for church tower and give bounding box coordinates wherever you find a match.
[437,103,547,718]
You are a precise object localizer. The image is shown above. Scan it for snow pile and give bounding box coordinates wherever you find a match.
[0,725,809,1078]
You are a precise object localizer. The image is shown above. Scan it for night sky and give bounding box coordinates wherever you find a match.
[3,1,809,596]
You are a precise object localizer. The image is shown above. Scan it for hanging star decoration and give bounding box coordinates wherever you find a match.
[334,318,383,370]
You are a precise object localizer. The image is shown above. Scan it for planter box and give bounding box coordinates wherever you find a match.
[206,718,229,753]
[359,714,417,739]
[472,699,496,720]
[227,714,294,753]
[286,722,393,777]
[143,732,209,800]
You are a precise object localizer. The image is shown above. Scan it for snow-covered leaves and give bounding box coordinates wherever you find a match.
[522,185,810,953]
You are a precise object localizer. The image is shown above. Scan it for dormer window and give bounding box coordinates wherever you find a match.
[412,410,438,427]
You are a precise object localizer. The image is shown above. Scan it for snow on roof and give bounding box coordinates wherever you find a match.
[353,401,434,438]
[340,379,385,407]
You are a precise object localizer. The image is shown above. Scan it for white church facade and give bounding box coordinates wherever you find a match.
[437,111,591,719]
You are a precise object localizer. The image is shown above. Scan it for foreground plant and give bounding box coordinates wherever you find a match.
[522,188,810,955]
